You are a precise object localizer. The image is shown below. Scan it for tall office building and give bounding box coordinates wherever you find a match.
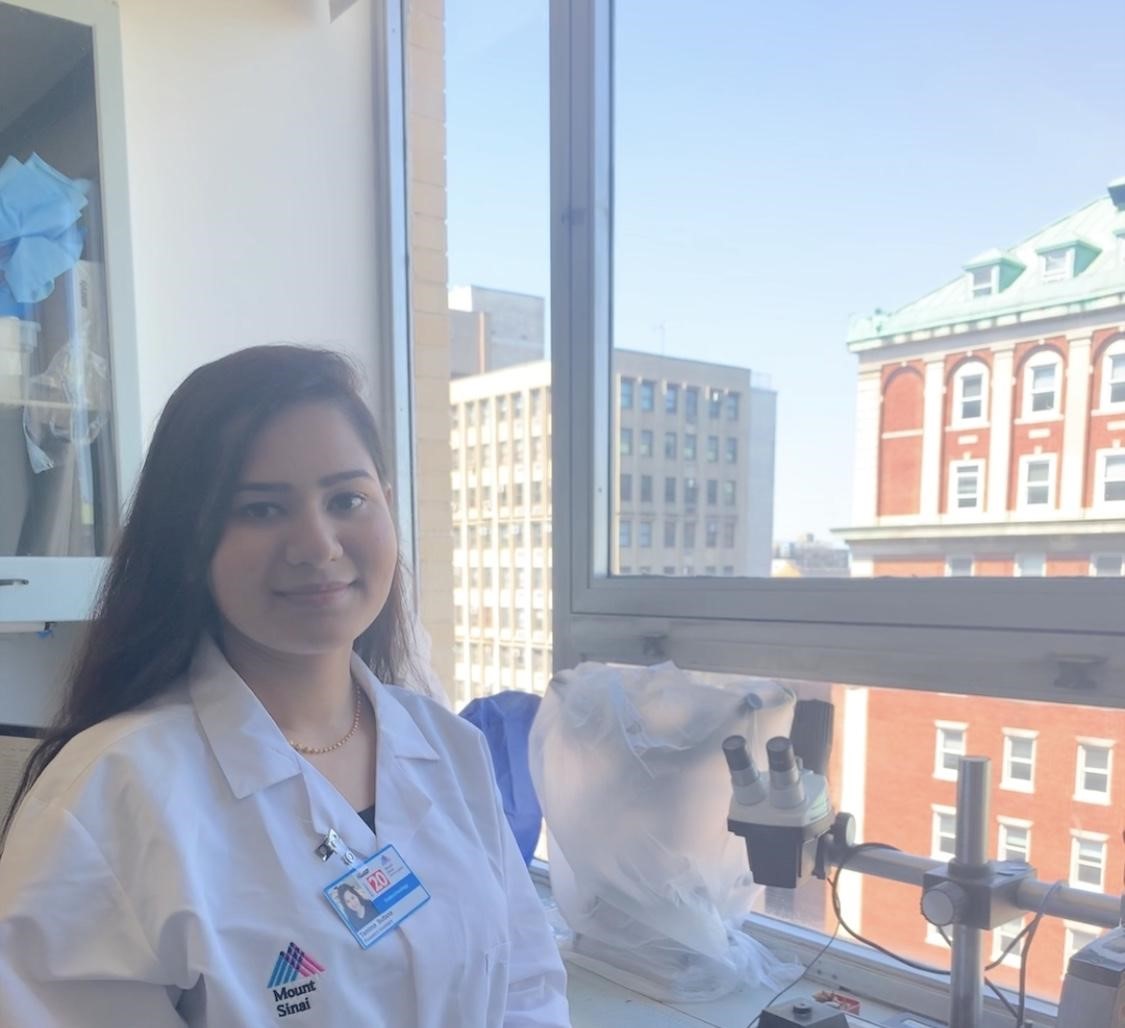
[449,285,546,377]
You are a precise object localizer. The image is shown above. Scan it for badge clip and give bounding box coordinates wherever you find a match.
[316,828,357,865]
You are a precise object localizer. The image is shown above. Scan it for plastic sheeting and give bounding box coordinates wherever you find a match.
[529,662,802,1002]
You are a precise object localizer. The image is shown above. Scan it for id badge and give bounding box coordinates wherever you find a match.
[323,844,430,949]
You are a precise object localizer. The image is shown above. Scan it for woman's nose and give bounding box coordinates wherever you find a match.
[284,509,343,567]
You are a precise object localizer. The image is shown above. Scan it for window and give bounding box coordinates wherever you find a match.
[683,521,695,549]
[638,520,652,548]
[1102,341,1125,407]
[946,556,974,577]
[708,388,722,418]
[1092,554,1124,577]
[512,392,523,419]
[950,461,983,511]
[997,820,1030,863]
[706,435,719,462]
[725,437,738,463]
[618,520,632,548]
[664,383,678,413]
[619,427,633,456]
[664,431,677,459]
[725,392,740,421]
[640,475,653,503]
[933,722,966,781]
[1098,451,1125,504]
[970,265,997,297]
[1075,741,1113,804]
[683,433,697,461]
[639,429,653,457]
[991,918,1026,968]
[723,520,735,547]
[1069,833,1107,891]
[1001,730,1037,792]
[1024,356,1060,416]
[705,519,718,548]
[1019,455,1054,508]
[723,480,736,506]
[931,806,956,859]
[706,479,718,506]
[664,476,676,503]
[953,363,988,424]
[1015,554,1045,577]
[1041,246,1072,281]
[639,380,655,411]
[684,387,698,422]
[1064,925,1102,972]
[684,477,698,506]
[530,389,541,418]
[619,473,632,502]
[663,520,676,547]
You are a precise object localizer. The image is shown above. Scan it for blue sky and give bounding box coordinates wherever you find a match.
[445,0,1125,540]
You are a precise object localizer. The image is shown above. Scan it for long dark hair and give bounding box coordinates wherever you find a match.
[2,345,413,843]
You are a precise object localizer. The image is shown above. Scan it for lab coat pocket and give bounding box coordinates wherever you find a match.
[483,940,511,1025]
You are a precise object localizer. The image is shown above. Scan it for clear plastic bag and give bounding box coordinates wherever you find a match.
[529,661,803,1002]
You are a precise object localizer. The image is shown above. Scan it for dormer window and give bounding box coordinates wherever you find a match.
[963,251,1024,299]
[1036,238,1101,283]
[970,266,997,297]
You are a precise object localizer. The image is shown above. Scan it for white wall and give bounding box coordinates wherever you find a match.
[1,0,387,728]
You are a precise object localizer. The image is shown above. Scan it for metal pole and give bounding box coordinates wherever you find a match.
[948,756,990,1028]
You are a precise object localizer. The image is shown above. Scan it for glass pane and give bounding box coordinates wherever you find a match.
[444,1,552,706]
[0,5,119,556]
[610,0,1125,581]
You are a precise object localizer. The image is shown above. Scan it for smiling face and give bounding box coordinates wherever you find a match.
[341,888,366,917]
[208,401,399,660]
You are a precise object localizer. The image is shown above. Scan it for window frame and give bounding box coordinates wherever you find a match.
[1000,729,1038,793]
[933,721,967,781]
[997,817,1031,863]
[1017,453,1056,510]
[1069,831,1108,891]
[1099,337,1125,410]
[1022,353,1062,419]
[1074,738,1113,805]
[949,460,984,512]
[1095,449,1125,508]
[951,361,989,426]
[1040,246,1074,282]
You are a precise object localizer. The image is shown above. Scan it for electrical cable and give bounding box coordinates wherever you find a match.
[744,916,840,1028]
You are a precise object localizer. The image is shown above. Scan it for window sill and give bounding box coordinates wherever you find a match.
[999,779,1035,794]
[1073,792,1111,806]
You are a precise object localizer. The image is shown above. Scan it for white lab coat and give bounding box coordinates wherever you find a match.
[0,638,570,1027]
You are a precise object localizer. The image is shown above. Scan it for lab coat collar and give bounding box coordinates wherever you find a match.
[189,637,439,803]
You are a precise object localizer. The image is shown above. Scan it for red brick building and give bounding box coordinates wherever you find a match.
[838,179,1125,1000]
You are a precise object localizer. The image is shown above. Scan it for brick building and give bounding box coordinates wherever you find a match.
[837,179,1125,1000]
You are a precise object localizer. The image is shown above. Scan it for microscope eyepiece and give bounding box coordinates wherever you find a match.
[722,735,751,771]
[766,737,796,773]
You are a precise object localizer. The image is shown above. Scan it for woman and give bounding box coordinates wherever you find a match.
[334,883,378,931]
[0,346,570,1026]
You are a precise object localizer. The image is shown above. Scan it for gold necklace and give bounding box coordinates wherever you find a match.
[288,683,363,755]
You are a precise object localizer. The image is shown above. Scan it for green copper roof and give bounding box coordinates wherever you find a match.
[848,185,1125,350]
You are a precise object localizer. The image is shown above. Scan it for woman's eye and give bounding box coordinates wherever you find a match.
[236,501,284,520]
[329,492,367,513]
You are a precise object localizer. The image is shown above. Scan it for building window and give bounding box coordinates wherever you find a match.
[683,521,696,549]
[707,435,719,462]
[952,362,988,424]
[1015,554,1045,577]
[620,427,633,457]
[1064,925,1102,973]
[706,479,718,506]
[1024,355,1061,417]
[723,520,735,547]
[705,519,719,548]
[946,556,974,577]
[991,918,1027,969]
[725,392,740,421]
[970,265,997,297]
[619,473,632,502]
[723,480,736,506]
[530,389,541,418]
[950,461,983,511]
[1040,247,1073,282]
[997,820,1031,863]
[684,477,698,507]
[663,520,676,547]
[933,722,966,781]
[1019,455,1054,508]
[640,380,655,411]
[684,434,697,461]
[638,520,653,548]
[1070,833,1107,891]
[932,806,957,859]
[1103,341,1125,408]
[665,383,679,413]
[708,389,722,419]
[1098,451,1125,504]
[620,377,634,409]
[619,520,632,548]
[664,431,677,459]
[639,429,653,458]
[1075,741,1113,804]
[685,387,699,422]
[1092,554,1124,577]
[725,437,738,463]
[640,475,653,503]
[722,565,735,575]
[662,565,676,576]
[664,476,676,503]
[1001,730,1037,793]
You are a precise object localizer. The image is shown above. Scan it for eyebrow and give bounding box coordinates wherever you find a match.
[234,470,377,493]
